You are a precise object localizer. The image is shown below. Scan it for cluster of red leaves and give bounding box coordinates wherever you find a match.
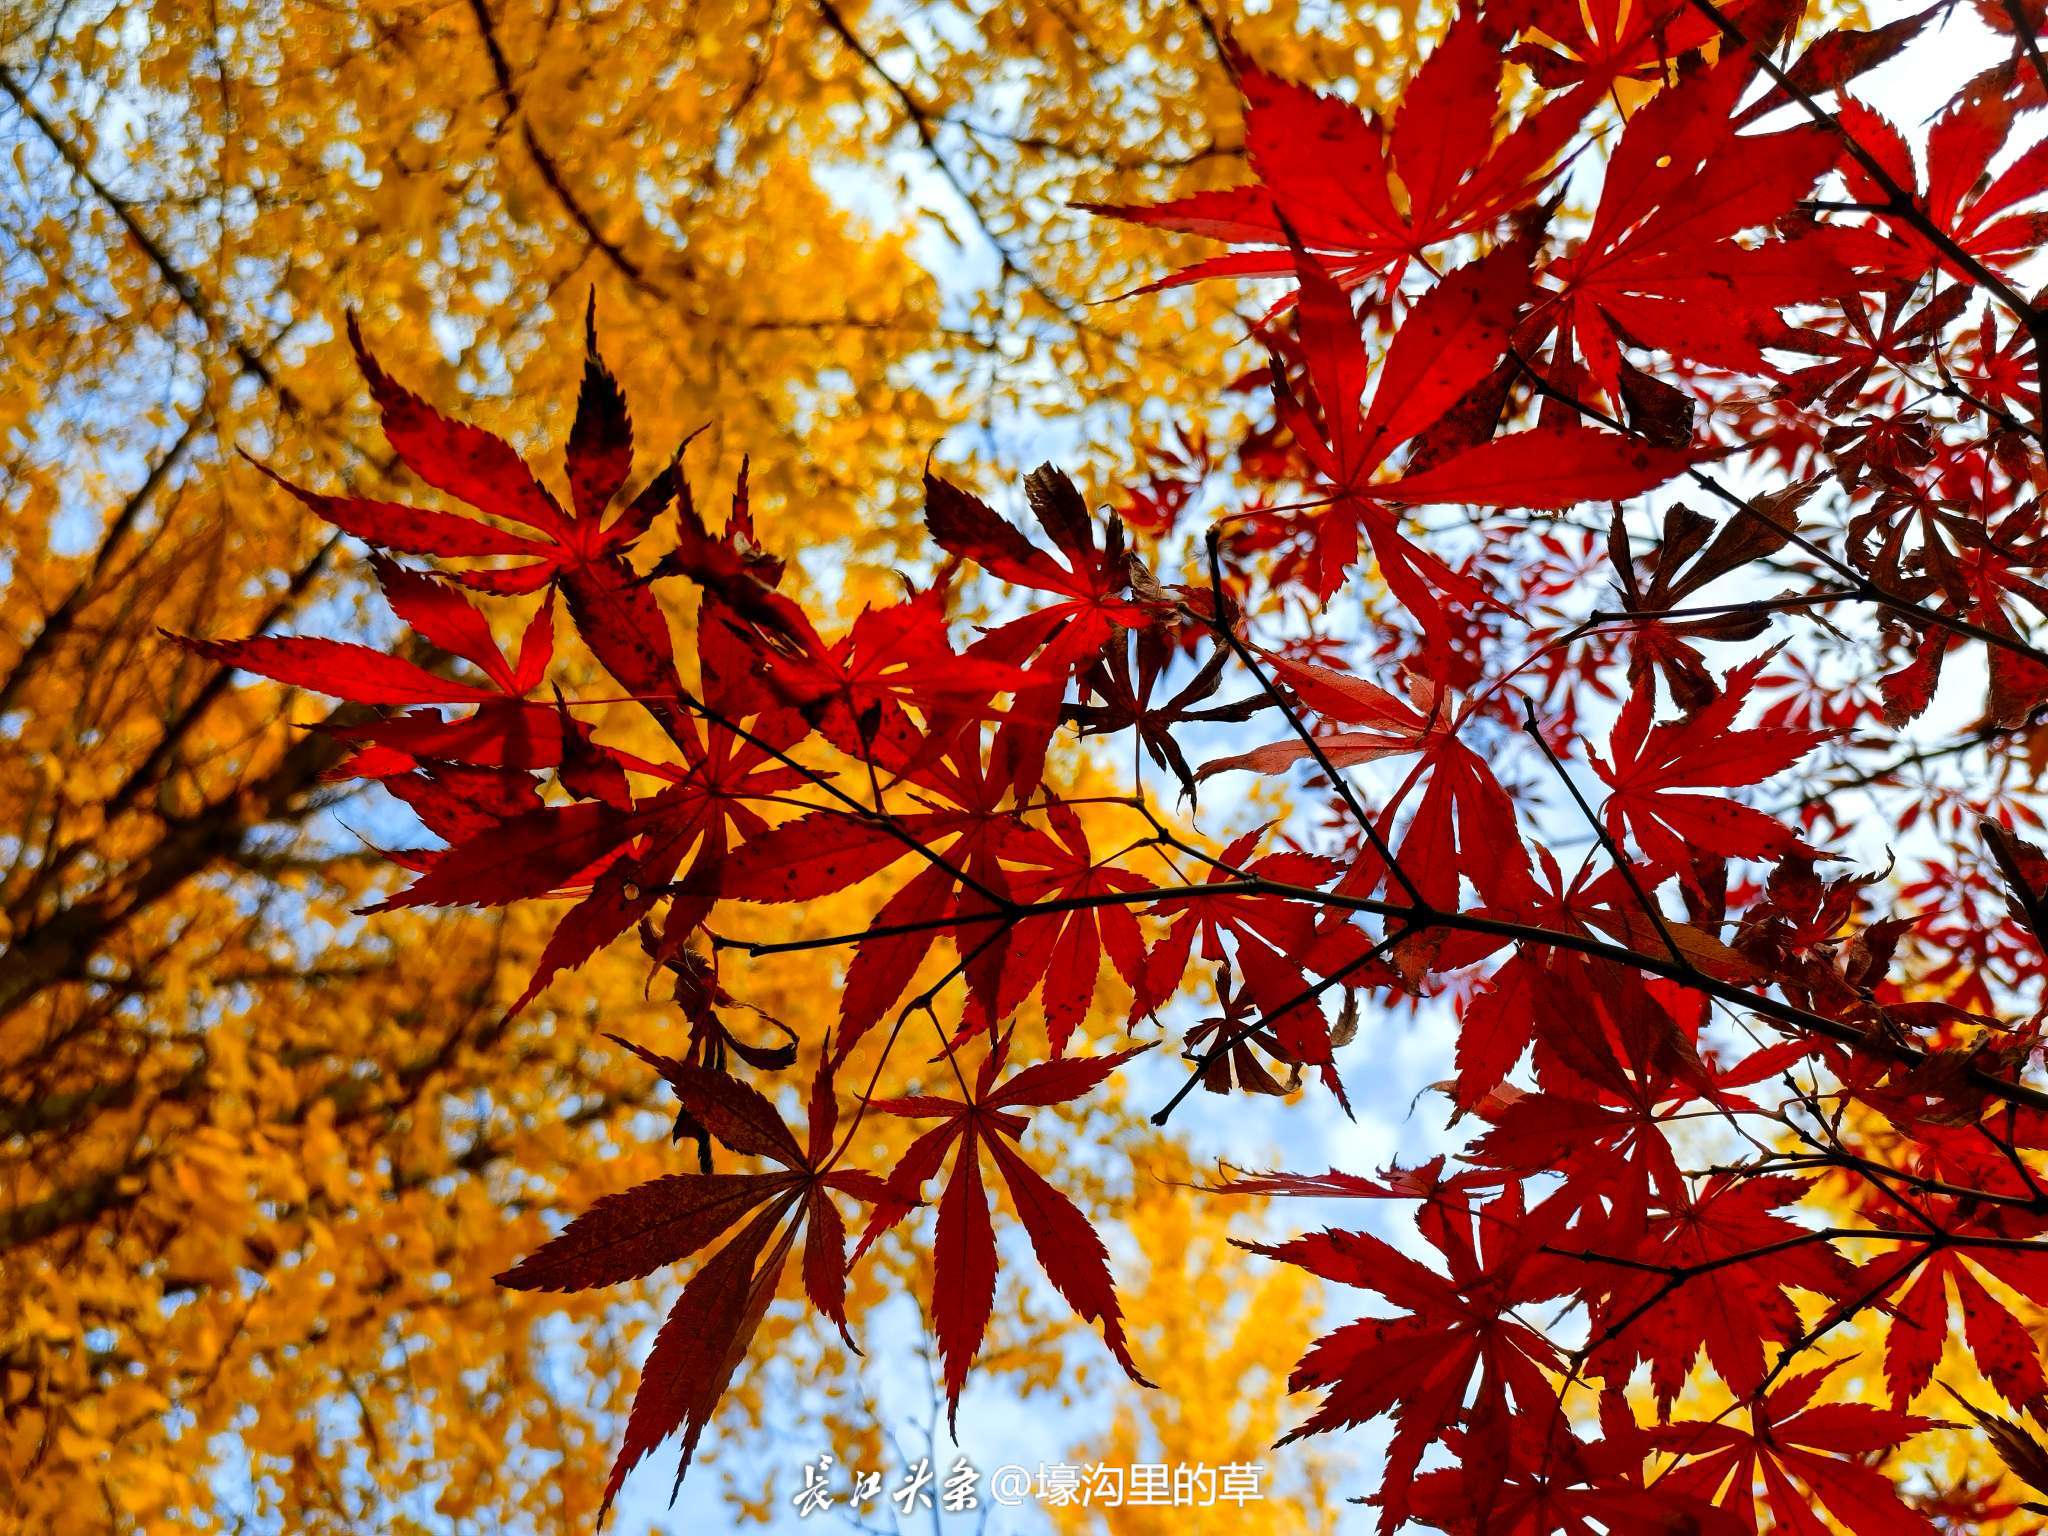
[185,0,2048,1527]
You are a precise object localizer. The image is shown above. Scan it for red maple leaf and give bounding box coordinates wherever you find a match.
[178,553,550,705]
[1595,654,1829,881]
[261,303,672,593]
[498,1046,888,1515]
[709,724,1072,1057]
[1264,241,1704,630]
[1523,52,1855,410]
[1648,1361,1943,1534]
[1838,90,2048,286]
[1086,15,1585,300]
[1141,827,1378,1104]
[925,465,1157,667]
[1878,1212,2048,1414]
[1203,649,1534,913]
[854,1040,1153,1425]
[1242,1179,1569,1534]
[995,804,1153,1055]
[1586,1173,1854,1412]
[1499,0,1788,96]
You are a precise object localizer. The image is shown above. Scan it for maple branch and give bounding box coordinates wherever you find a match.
[1236,878,2048,1115]
[1549,1226,1844,1281]
[1773,719,2028,816]
[1518,696,1689,971]
[1981,1113,2048,1205]
[1913,333,2036,438]
[671,686,1012,911]
[1202,526,1428,909]
[1997,0,2048,99]
[1583,586,1861,627]
[723,880,1265,957]
[1558,1226,1918,1390]
[715,848,2048,1120]
[1747,1149,2048,1212]
[1761,1250,1930,1395]
[869,918,1010,1099]
[1689,0,2039,323]
[700,725,2034,1128]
